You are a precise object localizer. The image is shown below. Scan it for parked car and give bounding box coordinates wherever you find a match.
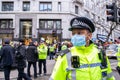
[106,44,118,58]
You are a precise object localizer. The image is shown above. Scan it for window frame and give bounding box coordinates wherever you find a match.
[39,2,52,11]
[0,19,13,28]
[39,19,61,29]
[20,20,32,38]
[2,2,14,11]
[75,5,79,14]
[58,2,61,12]
[23,1,30,11]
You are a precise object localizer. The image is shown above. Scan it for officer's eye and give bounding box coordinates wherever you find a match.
[77,32,81,35]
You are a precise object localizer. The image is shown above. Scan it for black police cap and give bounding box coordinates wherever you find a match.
[69,17,95,33]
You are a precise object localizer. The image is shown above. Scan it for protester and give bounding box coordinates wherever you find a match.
[15,39,31,80]
[0,39,14,80]
[26,42,38,79]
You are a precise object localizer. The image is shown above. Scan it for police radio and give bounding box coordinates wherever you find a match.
[71,56,80,68]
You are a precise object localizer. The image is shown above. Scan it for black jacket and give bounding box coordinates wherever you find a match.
[0,44,14,67]
[15,44,26,68]
[26,44,38,62]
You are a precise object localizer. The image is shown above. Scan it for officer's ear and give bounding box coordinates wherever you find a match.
[89,33,92,40]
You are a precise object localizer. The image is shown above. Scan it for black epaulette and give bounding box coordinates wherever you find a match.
[60,48,70,57]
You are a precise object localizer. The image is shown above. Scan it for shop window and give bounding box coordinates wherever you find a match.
[39,19,61,29]
[47,21,53,29]
[39,21,45,29]
[55,21,61,29]
[0,19,13,28]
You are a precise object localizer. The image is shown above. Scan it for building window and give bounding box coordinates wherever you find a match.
[0,19,13,28]
[55,21,61,29]
[39,20,61,29]
[48,21,54,29]
[39,2,52,11]
[75,5,78,14]
[2,2,14,11]
[23,2,30,11]
[58,2,61,12]
[39,21,45,29]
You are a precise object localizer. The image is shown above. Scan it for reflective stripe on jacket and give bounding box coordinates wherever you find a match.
[49,43,115,80]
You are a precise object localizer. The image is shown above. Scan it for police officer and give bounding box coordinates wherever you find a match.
[37,40,48,76]
[49,17,115,80]
[49,44,55,60]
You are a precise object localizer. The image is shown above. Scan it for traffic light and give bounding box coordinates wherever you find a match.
[106,3,117,22]
[117,8,120,23]
[52,30,57,37]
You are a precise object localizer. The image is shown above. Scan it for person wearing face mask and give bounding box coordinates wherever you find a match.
[49,17,115,80]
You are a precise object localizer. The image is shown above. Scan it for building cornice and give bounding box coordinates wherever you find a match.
[0,11,71,14]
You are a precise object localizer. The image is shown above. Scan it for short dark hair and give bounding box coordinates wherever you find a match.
[4,39,10,44]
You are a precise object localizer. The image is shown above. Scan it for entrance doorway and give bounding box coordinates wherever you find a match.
[20,20,32,39]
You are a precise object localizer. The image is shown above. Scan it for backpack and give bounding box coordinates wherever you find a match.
[15,46,24,59]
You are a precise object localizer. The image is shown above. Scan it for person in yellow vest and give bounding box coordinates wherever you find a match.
[61,42,68,50]
[37,41,48,76]
[49,44,55,60]
[49,17,115,80]
[116,44,120,75]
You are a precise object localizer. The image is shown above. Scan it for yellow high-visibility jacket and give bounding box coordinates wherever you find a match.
[37,44,48,59]
[49,43,115,80]
[116,44,120,67]
[61,45,68,50]
[50,46,55,52]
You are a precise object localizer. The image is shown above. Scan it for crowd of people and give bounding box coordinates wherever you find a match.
[0,38,73,80]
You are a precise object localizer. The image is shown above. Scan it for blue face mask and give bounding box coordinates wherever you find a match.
[71,34,86,47]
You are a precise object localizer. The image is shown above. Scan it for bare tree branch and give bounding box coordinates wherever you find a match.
[101,25,109,33]
[100,22,117,42]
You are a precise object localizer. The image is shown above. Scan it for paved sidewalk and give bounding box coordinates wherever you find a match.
[0,60,56,80]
